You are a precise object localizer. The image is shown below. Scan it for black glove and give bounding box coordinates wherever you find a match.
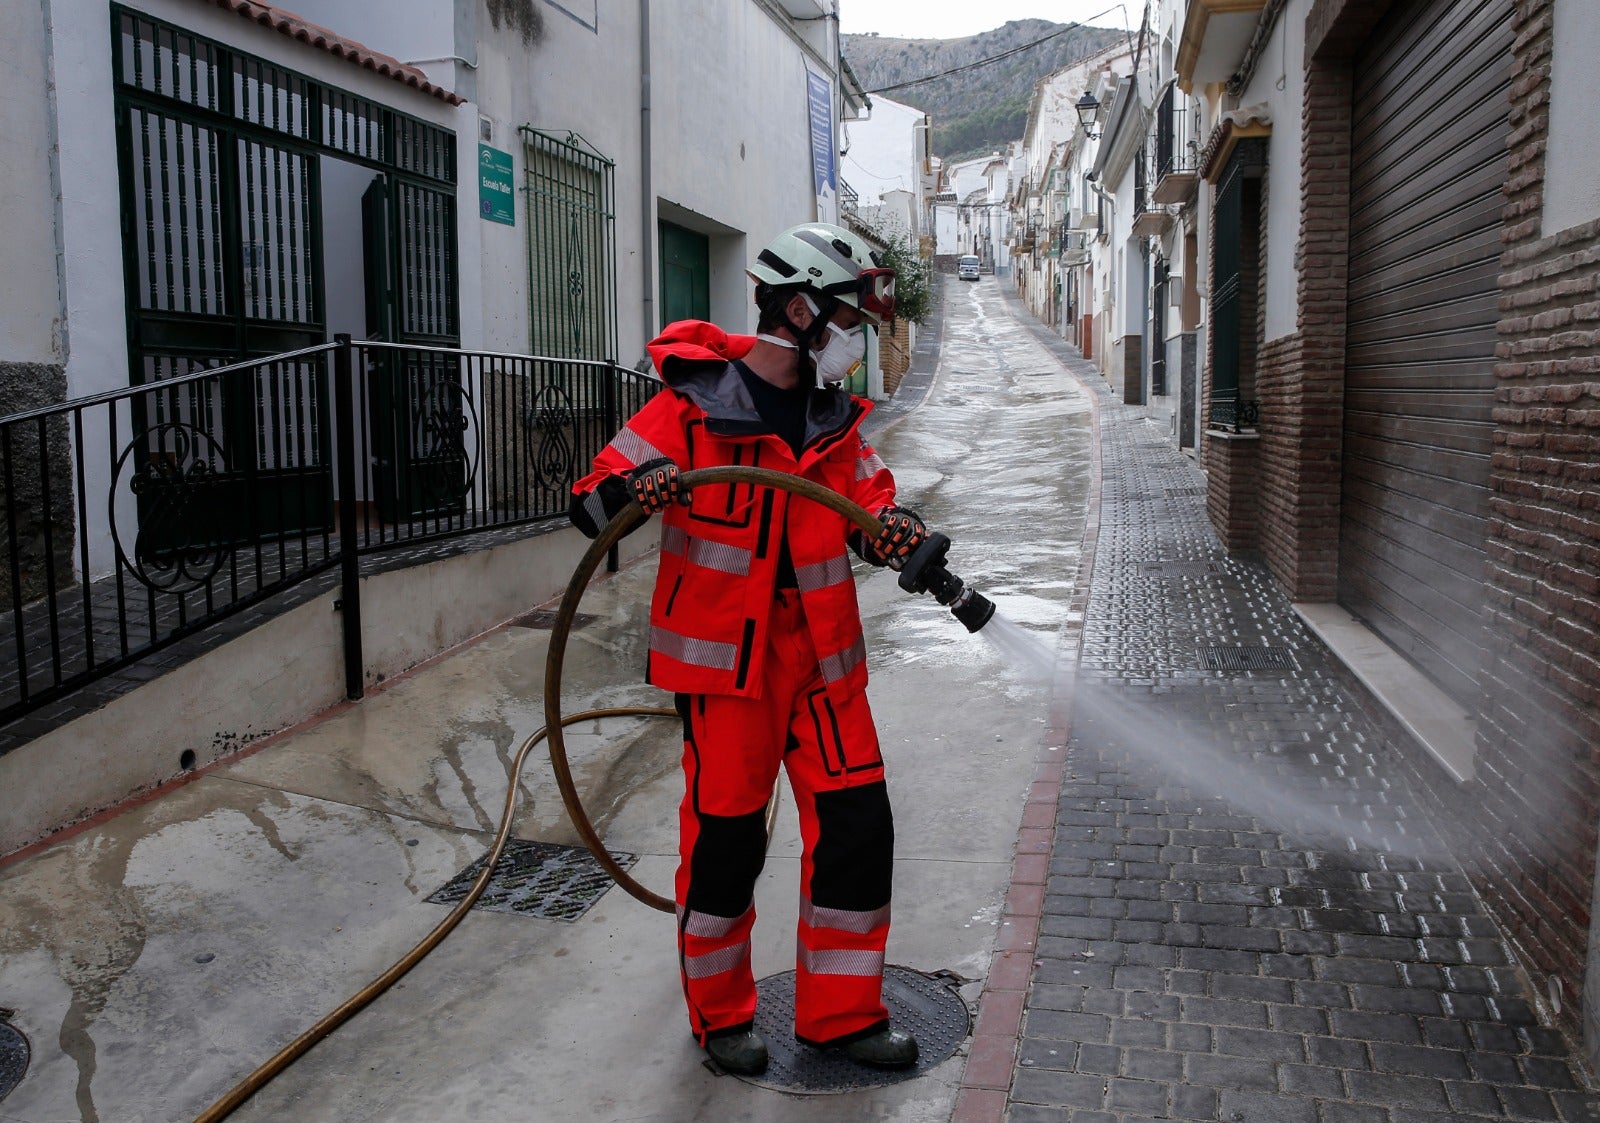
[625,457,687,515]
[867,506,927,568]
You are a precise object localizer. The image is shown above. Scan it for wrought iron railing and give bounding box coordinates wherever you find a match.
[1208,390,1261,432]
[1153,83,1201,184]
[0,338,659,727]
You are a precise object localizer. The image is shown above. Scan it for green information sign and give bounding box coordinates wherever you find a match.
[478,144,515,225]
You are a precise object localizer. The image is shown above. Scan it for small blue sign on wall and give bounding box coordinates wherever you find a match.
[479,144,515,225]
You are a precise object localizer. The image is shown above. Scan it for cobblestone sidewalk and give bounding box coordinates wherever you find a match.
[1001,296,1600,1123]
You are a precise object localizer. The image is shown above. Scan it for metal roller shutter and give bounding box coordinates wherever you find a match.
[1341,0,1513,702]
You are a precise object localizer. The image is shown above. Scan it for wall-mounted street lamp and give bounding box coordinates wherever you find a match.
[1076,92,1102,140]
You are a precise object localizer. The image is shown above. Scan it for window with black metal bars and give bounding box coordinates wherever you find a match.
[522,128,618,364]
[1209,139,1266,431]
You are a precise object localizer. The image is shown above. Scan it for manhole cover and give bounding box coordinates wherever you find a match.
[428,839,634,921]
[1197,645,1297,672]
[730,965,970,1093]
[0,1016,28,1102]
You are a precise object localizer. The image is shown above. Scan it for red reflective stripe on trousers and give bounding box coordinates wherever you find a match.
[676,591,890,1044]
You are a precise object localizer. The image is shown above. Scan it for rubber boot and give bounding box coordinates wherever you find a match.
[842,1026,918,1069]
[705,1028,769,1074]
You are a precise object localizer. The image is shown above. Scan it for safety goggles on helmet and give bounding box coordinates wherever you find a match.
[820,267,896,324]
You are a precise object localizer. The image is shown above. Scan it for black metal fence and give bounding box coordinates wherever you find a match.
[0,337,659,728]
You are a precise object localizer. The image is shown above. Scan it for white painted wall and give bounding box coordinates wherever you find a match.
[466,2,643,357]
[843,95,929,211]
[1236,0,1307,341]
[0,1,64,367]
[1545,0,1600,235]
[858,190,917,246]
[277,0,454,70]
[651,4,839,336]
[40,0,835,570]
[935,201,959,256]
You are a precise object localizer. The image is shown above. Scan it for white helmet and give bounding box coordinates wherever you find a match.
[746,223,896,327]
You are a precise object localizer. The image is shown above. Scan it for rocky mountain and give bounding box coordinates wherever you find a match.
[844,20,1127,163]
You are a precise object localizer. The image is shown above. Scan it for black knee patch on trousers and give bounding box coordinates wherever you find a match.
[686,809,769,917]
[810,781,894,911]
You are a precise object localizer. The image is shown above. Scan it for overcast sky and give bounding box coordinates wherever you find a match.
[837,1,1132,41]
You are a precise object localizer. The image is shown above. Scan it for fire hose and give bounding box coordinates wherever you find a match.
[193,466,992,1122]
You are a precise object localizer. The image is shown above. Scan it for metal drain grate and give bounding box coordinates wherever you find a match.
[510,609,599,630]
[1165,486,1205,498]
[429,840,634,921]
[1197,645,1297,672]
[0,1016,28,1103]
[1140,560,1222,578]
[729,965,970,1093]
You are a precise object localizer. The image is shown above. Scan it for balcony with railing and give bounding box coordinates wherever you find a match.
[1152,83,1202,204]
[840,177,860,217]
[1131,141,1172,237]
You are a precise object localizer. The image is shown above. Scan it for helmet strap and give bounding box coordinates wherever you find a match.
[764,292,833,385]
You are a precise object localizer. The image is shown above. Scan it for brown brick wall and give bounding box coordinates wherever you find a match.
[1204,433,1260,551]
[1202,161,1266,548]
[1121,334,1142,405]
[881,317,912,396]
[1474,0,1600,1038]
[1280,0,1600,1041]
[1258,53,1353,602]
[1292,0,1600,1042]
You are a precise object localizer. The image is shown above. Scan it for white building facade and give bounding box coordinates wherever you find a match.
[2,0,861,579]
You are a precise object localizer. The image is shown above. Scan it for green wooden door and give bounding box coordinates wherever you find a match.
[658,222,710,328]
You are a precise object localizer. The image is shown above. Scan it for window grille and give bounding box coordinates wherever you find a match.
[522,128,618,363]
[1209,139,1267,430]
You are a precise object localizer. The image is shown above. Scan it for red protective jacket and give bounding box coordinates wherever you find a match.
[571,320,899,700]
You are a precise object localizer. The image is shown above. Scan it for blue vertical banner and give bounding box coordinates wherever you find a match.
[806,70,836,206]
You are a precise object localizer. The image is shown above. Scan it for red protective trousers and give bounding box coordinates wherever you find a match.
[674,590,895,1048]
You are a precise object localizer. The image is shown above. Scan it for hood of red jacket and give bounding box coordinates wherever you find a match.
[647,320,756,385]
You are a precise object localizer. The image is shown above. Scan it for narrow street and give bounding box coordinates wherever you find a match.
[3,273,1597,1122]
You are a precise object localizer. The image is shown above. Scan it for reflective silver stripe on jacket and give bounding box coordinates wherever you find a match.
[818,634,866,683]
[799,897,889,935]
[661,526,752,576]
[678,905,752,940]
[799,947,885,977]
[684,940,750,979]
[651,626,738,671]
[610,426,668,468]
[856,450,886,480]
[582,488,609,530]
[794,553,853,593]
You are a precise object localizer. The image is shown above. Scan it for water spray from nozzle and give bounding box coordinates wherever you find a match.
[896,532,996,633]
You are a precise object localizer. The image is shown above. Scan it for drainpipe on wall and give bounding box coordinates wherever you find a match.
[638,0,654,353]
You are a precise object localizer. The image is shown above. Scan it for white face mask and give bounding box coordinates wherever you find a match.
[803,296,866,386]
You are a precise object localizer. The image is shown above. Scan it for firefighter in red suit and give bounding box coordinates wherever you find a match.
[569,224,926,1074]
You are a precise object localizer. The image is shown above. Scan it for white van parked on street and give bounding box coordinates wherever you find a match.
[958,255,981,281]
